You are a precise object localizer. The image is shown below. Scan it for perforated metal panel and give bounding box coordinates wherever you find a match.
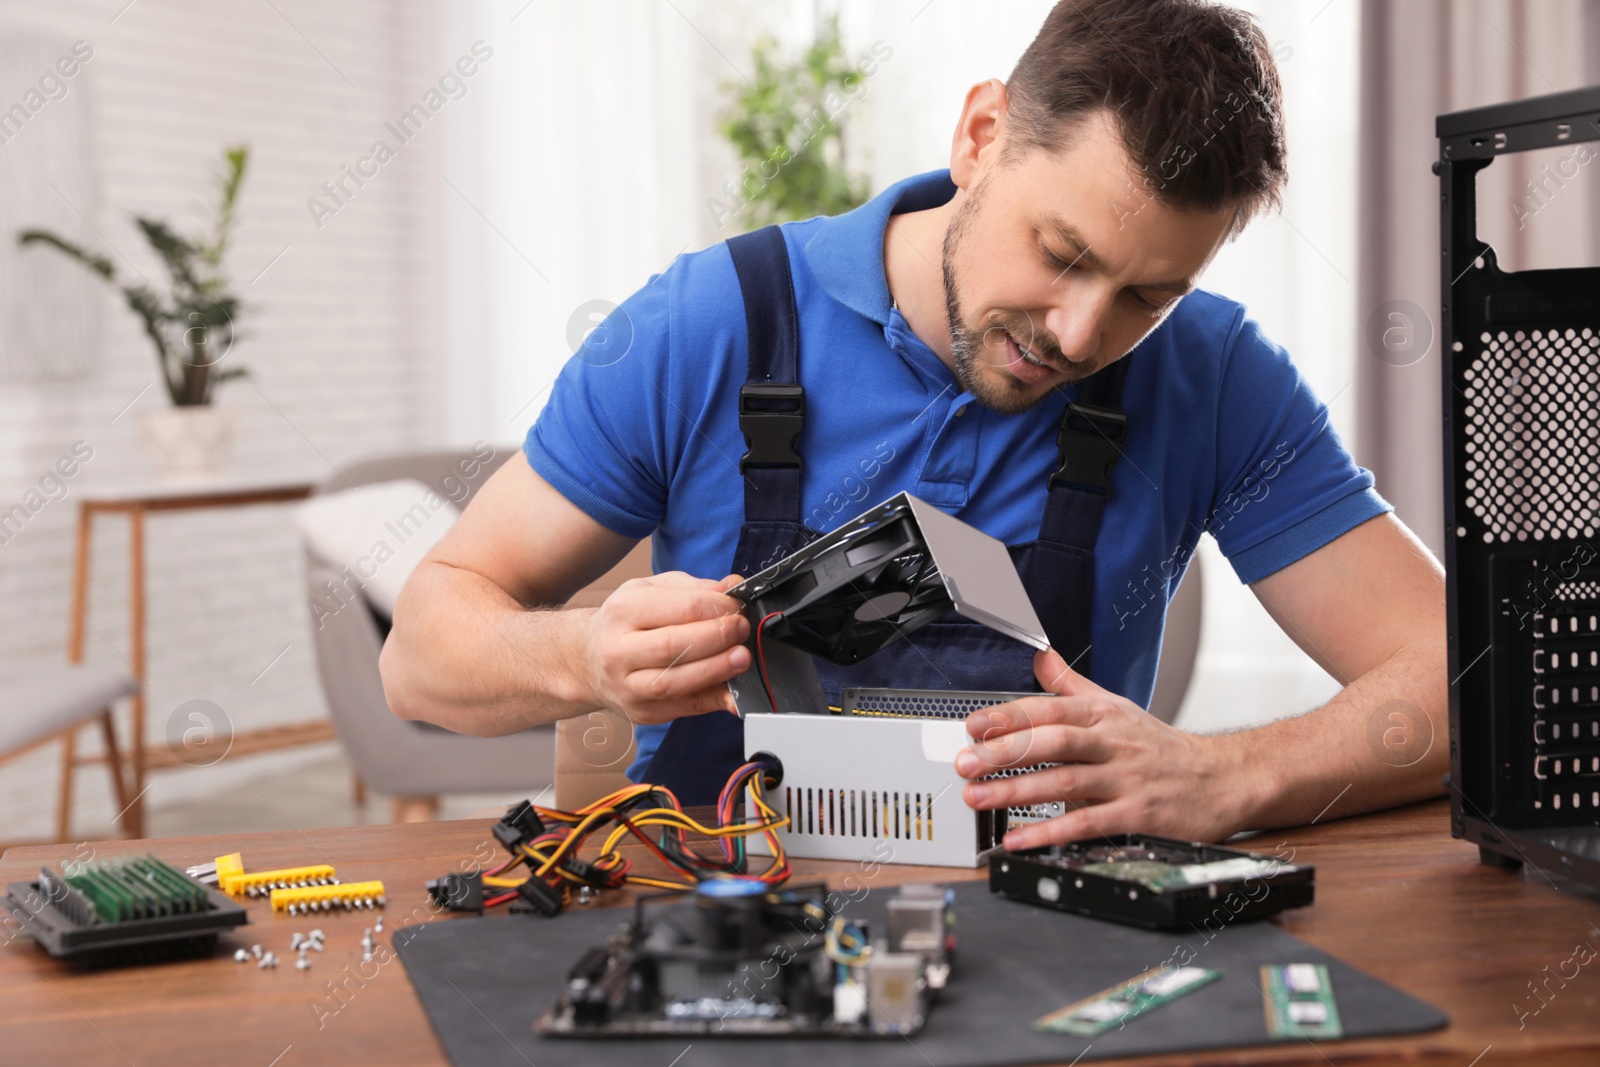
[1441,89,1600,864]
[1462,326,1600,543]
[1446,259,1600,834]
[840,687,1035,719]
[841,688,1061,824]
[1528,597,1600,815]
[1441,84,1600,887]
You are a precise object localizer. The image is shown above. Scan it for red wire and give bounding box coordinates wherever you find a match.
[755,611,783,713]
[478,762,790,901]
[717,761,764,863]
[611,812,701,879]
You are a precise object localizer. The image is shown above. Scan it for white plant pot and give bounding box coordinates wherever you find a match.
[138,406,238,485]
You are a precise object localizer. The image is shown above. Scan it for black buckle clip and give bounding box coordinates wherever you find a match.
[1048,403,1128,494]
[738,383,806,472]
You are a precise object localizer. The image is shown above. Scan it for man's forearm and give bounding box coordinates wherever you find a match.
[380,559,597,735]
[1215,636,1449,833]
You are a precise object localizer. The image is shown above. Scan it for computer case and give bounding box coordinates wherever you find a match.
[1440,85,1600,885]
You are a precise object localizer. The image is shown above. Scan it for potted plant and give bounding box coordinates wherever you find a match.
[19,145,252,483]
[715,15,872,232]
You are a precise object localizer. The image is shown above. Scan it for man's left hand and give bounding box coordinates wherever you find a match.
[955,648,1253,847]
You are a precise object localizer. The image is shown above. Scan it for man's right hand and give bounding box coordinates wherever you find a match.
[582,572,752,726]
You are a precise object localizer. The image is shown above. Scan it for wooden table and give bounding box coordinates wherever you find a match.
[68,478,327,838]
[3,798,1597,1065]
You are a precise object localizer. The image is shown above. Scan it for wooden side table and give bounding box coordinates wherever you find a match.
[68,478,327,837]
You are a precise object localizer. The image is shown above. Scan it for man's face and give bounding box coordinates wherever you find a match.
[941,109,1235,414]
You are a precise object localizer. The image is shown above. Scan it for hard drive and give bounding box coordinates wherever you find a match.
[988,834,1313,932]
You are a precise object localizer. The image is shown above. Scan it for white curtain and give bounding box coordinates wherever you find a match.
[1357,0,1600,564]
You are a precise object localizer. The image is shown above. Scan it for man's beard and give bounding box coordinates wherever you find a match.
[939,183,1096,415]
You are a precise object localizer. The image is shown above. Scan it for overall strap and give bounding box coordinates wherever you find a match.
[1037,356,1133,553]
[1015,355,1134,678]
[639,227,804,806]
[728,226,805,524]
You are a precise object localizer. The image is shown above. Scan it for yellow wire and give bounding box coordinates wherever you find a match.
[594,810,786,856]
[507,771,792,888]
[626,876,697,890]
[591,779,788,859]
[483,874,526,888]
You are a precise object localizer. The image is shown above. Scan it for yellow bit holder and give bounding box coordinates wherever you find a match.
[211,853,340,898]
[270,880,387,914]
[214,852,245,887]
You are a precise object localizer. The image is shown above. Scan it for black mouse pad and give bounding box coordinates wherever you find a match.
[394,881,1446,1066]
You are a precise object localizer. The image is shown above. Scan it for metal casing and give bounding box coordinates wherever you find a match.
[1439,85,1600,882]
[744,712,998,868]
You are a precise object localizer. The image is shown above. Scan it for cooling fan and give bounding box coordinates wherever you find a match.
[740,506,947,663]
[728,492,1049,715]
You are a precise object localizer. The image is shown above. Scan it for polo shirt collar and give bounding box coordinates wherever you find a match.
[800,169,959,327]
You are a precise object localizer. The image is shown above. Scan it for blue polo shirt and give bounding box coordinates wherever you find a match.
[525,169,1391,782]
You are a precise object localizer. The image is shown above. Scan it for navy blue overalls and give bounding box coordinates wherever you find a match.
[644,226,1131,804]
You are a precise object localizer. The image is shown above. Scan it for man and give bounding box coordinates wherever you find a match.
[381,0,1446,847]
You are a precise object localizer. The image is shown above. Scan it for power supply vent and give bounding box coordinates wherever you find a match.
[840,688,1028,720]
[839,688,1060,824]
[782,786,934,841]
[985,763,1066,823]
[1462,327,1600,543]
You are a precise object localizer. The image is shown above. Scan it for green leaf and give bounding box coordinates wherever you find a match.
[16,230,117,280]
[716,13,870,232]
[135,217,203,295]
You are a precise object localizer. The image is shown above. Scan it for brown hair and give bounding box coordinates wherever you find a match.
[1004,0,1287,232]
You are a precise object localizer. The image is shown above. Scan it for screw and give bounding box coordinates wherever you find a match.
[234,948,249,963]
[362,950,373,964]
[258,952,278,969]
[577,886,594,905]
[251,944,263,959]
[296,956,311,971]
[309,928,324,940]
[374,916,383,932]
[289,932,304,951]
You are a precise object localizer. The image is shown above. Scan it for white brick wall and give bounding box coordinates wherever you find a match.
[0,0,455,838]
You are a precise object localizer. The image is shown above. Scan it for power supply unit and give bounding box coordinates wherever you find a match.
[728,493,1062,868]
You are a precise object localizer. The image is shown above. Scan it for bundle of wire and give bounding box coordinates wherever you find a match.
[478,759,790,911]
